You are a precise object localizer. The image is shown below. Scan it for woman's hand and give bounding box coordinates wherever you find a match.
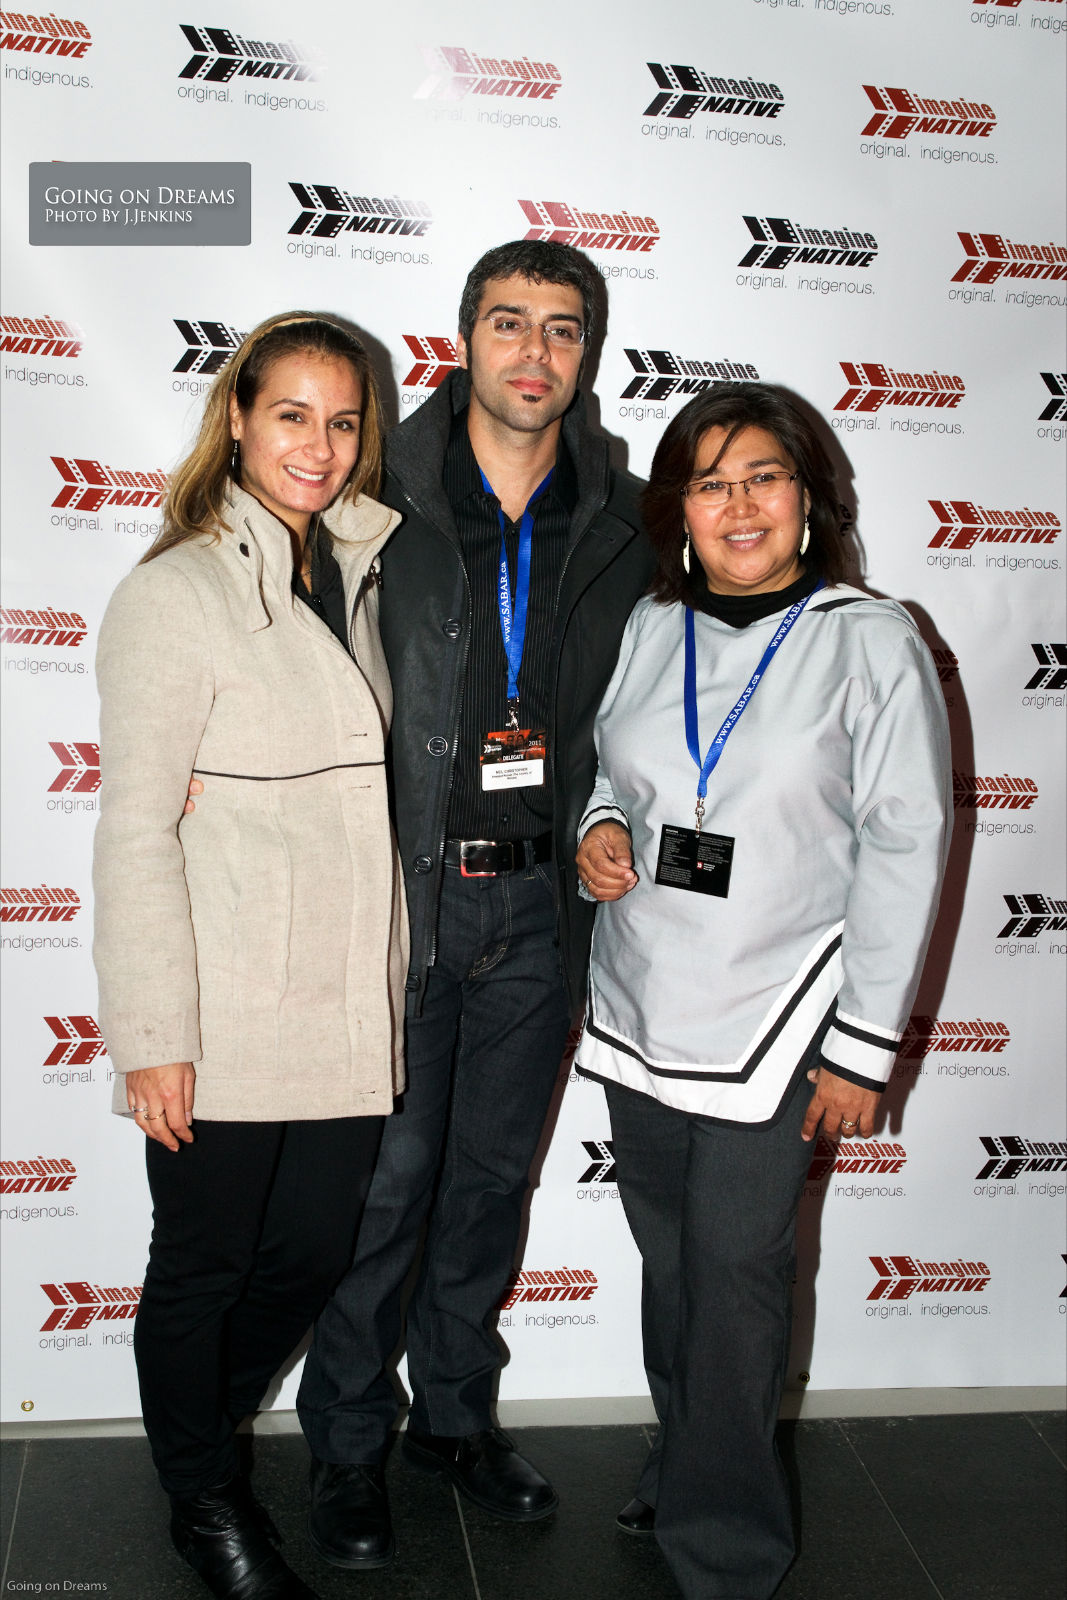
[183,777,203,815]
[126,1064,196,1151]
[576,821,639,902]
[801,1064,880,1143]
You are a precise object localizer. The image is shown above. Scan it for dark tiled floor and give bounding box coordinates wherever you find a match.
[1,1415,1063,1599]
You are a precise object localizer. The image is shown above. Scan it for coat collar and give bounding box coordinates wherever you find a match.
[221,482,400,633]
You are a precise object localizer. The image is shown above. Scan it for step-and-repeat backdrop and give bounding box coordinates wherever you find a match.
[1,0,1064,1426]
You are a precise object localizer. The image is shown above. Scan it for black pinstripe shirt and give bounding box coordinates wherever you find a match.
[444,409,576,842]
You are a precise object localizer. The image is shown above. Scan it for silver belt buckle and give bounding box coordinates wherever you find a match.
[459,839,504,878]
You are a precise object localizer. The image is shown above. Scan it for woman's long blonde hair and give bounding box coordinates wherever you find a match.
[141,311,384,564]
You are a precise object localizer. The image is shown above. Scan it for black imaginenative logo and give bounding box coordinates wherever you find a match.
[578,1140,616,1183]
[621,350,759,402]
[173,319,245,375]
[739,216,877,271]
[1039,374,1067,422]
[1025,644,1067,691]
[288,184,432,239]
[997,893,1066,938]
[976,1137,1067,1181]
[643,63,783,120]
[179,24,317,82]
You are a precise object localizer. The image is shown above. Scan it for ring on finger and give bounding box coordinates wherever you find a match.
[144,1110,165,1121]
[132,1105,149,1116]
[840,1118,858,1131]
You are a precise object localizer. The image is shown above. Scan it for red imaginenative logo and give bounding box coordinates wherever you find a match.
[500,1268,598,1310]
[519,200,659,253]
[928,501,1060,549]
[401,335,458,390]
[415,45,561,102]
[44,1016,106,1067]
[835,362,965,412]
[973,0,1065,6]
[1,887,80,922]
[179,25,317,83]
[953,233,1066,286]
[49,741,99,793]
[998,893,1066,938]
[868,1257,990,1299]
[51,458,166,510]
[622,351,760,402]
[1,605,87,645]
[861,86,996,139]
[807,1138,906,1182]
[952,774,1038,810]
[0,315,82,356]
[643,63,784,120]
[739,216,876,271]
[0,12,92,56]
[899,1017,1010,1056]
[977,1137,1067,1180]
[931,649,959,685]
[0,1157,77,1194]
[39,1282,140,1331]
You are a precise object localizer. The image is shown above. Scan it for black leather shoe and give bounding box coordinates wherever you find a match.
[402,1426,558,1521]
[170,1479,318,1599]
[306,1458,395,1570]
[616,1496,656,1536]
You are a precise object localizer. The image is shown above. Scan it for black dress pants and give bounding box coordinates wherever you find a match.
[135,1115,383,1495]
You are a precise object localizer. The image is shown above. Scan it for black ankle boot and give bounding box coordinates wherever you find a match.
[169,1479,319,1599]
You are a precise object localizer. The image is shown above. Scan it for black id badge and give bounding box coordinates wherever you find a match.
[655,824,734,897]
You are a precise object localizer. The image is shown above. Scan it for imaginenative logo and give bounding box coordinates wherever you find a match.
[976,1137,1067,1180]
[953,232,1066,285]
[998,893,1066,937]
[739,217,877,271]
[643,62,783,120]
[51,458,165,510]
[868,1257,990,1299]
[862,85,996,139]
[500,1268,597,1309]
[807,1137,905,1182]
[1025,645,1067,691]
[931,649,959,685]
[179,24,317,82]
[952,774,1037,809]
[0,606,86,644]
[928,501,1060,549]
[40,1281,140,1331]
[401,336,457,390]
[1039,374,1067,422]
[898,1017,1010,1056]
[0,11,91,55]
[622,350,760,402]
[1,1157,76,1193]
[43,1015,106,1066]
[519,200,659,253]
[415,45,561,101]
[288,183,432,239]
[578,1141,616,1183]
[48,742,99,793]
[0,315,81,356]
[835,362,965,411]
[173,318,245,375]
[1,887,80,921]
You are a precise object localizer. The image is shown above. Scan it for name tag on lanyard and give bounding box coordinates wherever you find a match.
[477,465,553,791]
[656,584,822,896]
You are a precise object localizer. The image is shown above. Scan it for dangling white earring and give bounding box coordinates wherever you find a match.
[799,519,810,557]
[231,440,240,477]
[682,534,691,574]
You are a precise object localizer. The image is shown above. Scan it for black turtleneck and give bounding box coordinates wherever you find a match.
[692,566,820,629]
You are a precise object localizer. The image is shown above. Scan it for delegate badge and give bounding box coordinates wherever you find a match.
[655,824,734,897]
[481,727,547,790]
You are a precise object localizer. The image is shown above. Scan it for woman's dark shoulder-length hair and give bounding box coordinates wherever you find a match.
[642,382,851,605]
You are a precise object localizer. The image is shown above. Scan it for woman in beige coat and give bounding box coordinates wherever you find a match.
[93,312,406,1600]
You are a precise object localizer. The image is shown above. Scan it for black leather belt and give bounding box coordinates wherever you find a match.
[443,833,553,878]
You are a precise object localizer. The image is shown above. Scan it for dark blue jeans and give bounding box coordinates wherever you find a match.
[606,1072,815,1600]
[297,862,572,1461]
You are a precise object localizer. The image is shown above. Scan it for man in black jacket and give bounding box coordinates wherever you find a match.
[298,241,653,1569]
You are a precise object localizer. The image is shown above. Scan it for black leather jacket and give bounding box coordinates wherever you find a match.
[378,370,654,1015]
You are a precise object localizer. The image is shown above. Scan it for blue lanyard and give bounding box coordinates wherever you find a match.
[684,581,823,829]
[479,466,554,707]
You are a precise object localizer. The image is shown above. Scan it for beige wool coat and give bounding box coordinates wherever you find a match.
[93,483,408,1121]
